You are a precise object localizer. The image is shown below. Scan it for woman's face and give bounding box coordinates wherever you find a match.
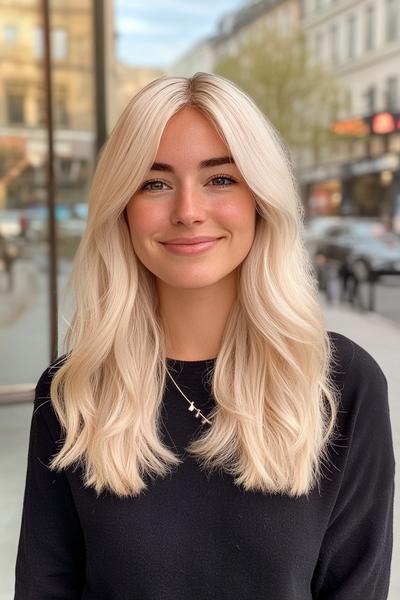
[126,107,257,290]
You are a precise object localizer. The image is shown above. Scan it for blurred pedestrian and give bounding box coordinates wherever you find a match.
[19,214,29,239]
[0,231,17,292]
[314,252,334,303]
[338,260,363,309]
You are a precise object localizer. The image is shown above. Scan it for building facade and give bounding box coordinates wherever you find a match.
[299,0,400,227]
[169,0,300,76]
[170,0,400,229]
[108,62,164,129]
[0,0,96,211]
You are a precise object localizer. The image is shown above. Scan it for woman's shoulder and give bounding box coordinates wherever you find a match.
[327,330,387,390]
[33,353,69,437]
[35,354,69,400]
[327,331,389,428]
[325,331,394,497]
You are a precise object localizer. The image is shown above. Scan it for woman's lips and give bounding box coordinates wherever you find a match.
[161,238,222,255]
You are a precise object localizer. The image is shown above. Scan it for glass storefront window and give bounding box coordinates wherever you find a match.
[0,0,95,388]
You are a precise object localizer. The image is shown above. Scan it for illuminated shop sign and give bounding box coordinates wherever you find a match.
[330,117,370,136]
[371,112,396,134]
[330,111,400,136]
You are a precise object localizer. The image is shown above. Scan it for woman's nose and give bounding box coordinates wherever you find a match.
[170,186,207,226]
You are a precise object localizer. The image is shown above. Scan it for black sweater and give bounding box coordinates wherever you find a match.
[14,332,395,599]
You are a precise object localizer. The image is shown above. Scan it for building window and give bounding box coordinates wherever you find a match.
[365,5,375,50]
[54,86,69,126]
[330,23,339,64]
[385,77,398,110]
[32,26,68,60]
[6,83,25,124]
[315,31,323,58]
[363,85,376,114]
[347,14,356,59]
[315,0,330,10]
[35,84,70,126]
[36,84,46,125]
[345,89,353,115]
[33,25,43,58]
[53,28,68,60]
[3,24,17,44]
[385,0,399,42]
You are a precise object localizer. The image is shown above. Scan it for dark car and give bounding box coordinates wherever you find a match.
[303,216,345,260]
[314,218,400,283]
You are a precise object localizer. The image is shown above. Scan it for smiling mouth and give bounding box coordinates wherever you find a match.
[160,238,223,255]
[161,237,223,245]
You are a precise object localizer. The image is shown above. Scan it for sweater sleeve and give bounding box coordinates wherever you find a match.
[14,364,86,599]
[311,340,395,599]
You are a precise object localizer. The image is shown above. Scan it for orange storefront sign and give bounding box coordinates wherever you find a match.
[331,111,400,137]
[330,117,370,136]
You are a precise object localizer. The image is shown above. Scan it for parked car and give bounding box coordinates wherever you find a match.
[314,218,400,283]
[303,216,344,260]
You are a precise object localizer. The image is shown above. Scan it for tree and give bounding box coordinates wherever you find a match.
[214,25,345,157]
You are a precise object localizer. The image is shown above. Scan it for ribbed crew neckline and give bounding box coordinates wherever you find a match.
[166,357,216,368]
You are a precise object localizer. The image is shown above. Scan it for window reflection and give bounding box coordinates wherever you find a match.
[0,0,95,386]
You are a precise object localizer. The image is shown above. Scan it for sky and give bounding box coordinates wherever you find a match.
[115,0,249,69]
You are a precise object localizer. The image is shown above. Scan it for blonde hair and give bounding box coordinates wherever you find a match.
[50,72,339,498]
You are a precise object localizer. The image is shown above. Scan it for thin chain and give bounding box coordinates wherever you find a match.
[166,368,212,425]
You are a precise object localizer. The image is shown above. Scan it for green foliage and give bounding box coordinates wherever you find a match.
[214,25,345,153]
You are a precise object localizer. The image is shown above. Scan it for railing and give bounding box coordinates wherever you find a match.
[0,385,34,406]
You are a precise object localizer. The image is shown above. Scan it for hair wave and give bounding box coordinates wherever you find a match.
[49,72,339,498]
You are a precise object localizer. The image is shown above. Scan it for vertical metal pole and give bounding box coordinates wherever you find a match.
[368,280,376,312]
[42,0,59,362]
[93,0,107,155]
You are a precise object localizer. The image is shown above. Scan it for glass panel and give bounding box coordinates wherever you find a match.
[0,0,95,387]
[0,0,49,386]
[50,0,96,359]
[347,14,356,59]
[365,5,375,51]
[385,0,399,43]
[3,23,18,44]
[1,3,95,596]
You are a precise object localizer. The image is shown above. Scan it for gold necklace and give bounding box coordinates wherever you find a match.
[166,368,212,425]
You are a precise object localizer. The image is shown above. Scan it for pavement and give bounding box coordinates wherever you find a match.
[0,297,399,599]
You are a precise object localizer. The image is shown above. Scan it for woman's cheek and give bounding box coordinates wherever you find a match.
[127,203,164,239]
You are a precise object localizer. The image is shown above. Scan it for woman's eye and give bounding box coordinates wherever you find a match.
[140,175,236,191]
[140,180,168,191]
[209,176,236,186]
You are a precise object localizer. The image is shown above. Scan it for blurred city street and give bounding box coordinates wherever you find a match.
[1,0,400,597]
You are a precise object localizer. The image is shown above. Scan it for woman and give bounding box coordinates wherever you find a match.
[15,73,395,599]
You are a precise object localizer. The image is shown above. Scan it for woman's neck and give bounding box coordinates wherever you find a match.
[157,272,237,361]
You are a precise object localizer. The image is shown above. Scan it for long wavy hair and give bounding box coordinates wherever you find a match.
[49,72,339,498]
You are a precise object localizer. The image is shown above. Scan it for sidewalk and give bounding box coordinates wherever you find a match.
[322,298,400,404]
[1,299,398,599]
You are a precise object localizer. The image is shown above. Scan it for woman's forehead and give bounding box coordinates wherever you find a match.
[155,109,231,162]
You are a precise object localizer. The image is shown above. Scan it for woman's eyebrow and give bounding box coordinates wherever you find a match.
[150,156,235,172]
